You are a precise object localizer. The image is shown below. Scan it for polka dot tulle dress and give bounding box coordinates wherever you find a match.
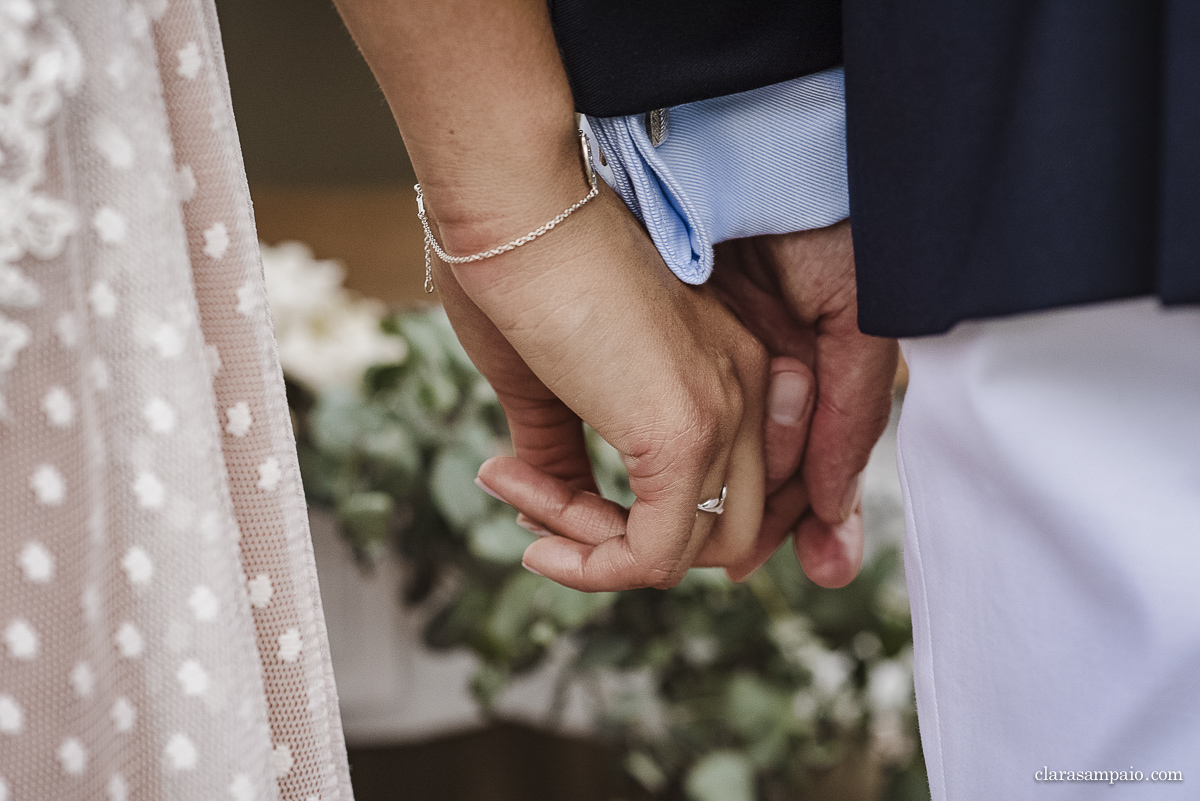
[0,2,353,799]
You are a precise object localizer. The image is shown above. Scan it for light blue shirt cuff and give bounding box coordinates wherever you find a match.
[583,66,850,285]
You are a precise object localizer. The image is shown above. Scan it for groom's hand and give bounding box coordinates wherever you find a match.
[711,221,898,588]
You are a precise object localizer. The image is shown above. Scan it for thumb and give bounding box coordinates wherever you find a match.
[803,304,897,525]
[763,357,814,494]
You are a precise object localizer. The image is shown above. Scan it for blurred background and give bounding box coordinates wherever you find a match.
[216,2,927,800]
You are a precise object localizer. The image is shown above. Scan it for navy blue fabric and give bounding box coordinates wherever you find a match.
[1158,0,1200,306]
[843,0,1200,336]
[552,0,1200,337]
[548,0,841,117]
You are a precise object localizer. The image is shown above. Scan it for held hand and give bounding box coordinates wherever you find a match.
[436,185,770,591]
[710,221,898,588]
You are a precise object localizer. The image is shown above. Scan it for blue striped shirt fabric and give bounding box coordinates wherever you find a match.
[583,66,850,285]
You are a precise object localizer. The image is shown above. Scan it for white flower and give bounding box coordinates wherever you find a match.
[261,241,406,391]
[867,659,913,713]
[871,710,915,764]
[801,645,852,699]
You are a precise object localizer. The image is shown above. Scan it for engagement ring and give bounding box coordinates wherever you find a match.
[697,486,727,515]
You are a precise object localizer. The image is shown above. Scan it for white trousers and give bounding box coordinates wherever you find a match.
[897,298,1200,799]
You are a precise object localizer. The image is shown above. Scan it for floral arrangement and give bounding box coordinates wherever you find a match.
[263,242,929,801]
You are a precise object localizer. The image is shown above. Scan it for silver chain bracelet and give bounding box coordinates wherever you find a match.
[416,130,600,293]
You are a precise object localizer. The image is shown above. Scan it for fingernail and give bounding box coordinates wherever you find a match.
[768,371,810,426]
[522,560,544,577]
[839,473,863,521]
[474,476,508,504]
[516,513,551,537]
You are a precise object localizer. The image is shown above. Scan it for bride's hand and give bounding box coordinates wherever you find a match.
[333,0,768,589]
[435,185,769,591]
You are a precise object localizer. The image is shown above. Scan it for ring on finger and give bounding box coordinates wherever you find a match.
[697,485,727,515]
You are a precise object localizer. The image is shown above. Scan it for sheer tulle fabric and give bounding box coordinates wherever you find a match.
[0,2,352,799]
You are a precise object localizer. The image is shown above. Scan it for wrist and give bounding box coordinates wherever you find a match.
[413,126,593,256]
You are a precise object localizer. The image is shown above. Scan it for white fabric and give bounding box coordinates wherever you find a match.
[897,297,1200,799]
[0,2,352,800]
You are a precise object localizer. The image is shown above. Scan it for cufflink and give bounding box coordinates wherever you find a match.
[645,108,669,147]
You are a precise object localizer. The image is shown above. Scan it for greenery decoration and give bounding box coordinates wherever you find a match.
[266,242,929,801]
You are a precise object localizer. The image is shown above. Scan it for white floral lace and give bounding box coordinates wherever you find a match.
[0,0,82,416]
[0,2,353,800]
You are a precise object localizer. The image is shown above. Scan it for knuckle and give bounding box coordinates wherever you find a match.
[643,562,684,590]
[815,391,858,425]
[541,484,581,523]
[672,401,729,465]
[736,331,769,379]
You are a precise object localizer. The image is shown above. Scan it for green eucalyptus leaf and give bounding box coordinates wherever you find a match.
[745,728,791,770]
[678,567,733,593]
[399,315,448,369]
[424,586,490,650]
[363,362,407,394]
[471,662,510,708]
[428,308,477,372]
[725,673,791,740]
[626,751,668,794]
[281,295,919,800]
[576,633,634,670]
[684,750,756,801]
[430,445,489,529]
[468,515,535,564]
[454,423,501,466]
[419,368,460,414]
[360,423,421,475]
[485,571,544,640]
[542,582,616,629]
[309,387,366,454]
[337,491,394,553]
